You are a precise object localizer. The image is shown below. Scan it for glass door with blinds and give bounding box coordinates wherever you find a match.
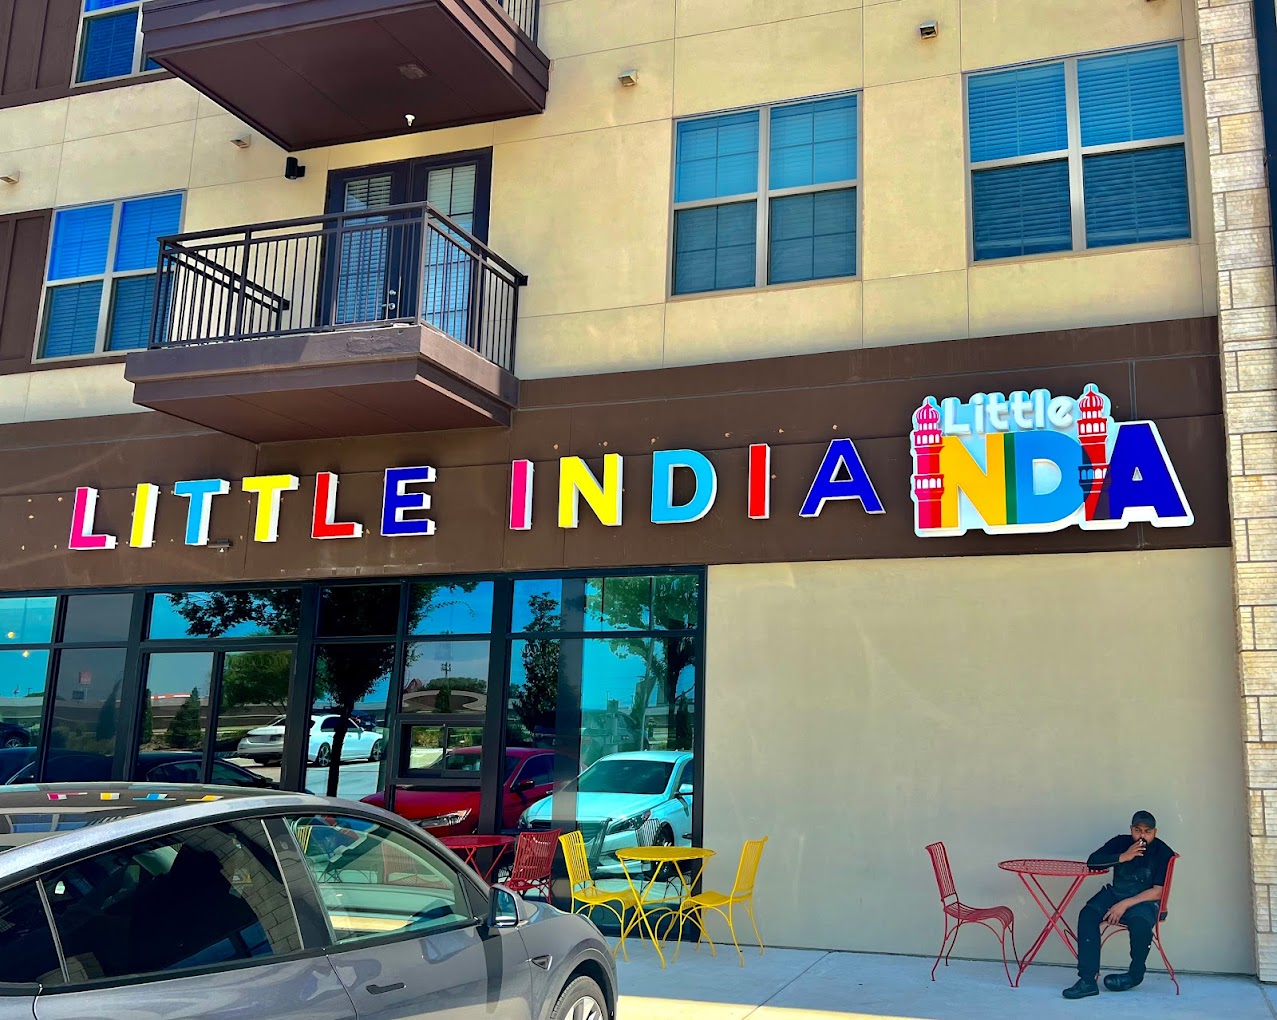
[323,153,491,336]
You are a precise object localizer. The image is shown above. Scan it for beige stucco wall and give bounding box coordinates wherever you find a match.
[702,548,1253,974]
[0,0,1219,419]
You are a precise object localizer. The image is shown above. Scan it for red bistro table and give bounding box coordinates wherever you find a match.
[998,859,1108,987]
[439,835,517,882]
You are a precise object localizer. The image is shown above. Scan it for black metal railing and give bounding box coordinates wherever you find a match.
[500,0,540,42]
[148,201,527,373]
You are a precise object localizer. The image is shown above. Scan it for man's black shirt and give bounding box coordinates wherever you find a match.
[1087,835,1174,900]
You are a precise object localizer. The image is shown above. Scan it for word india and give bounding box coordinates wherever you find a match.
[909,385,1193,537]
[66,442,885,549]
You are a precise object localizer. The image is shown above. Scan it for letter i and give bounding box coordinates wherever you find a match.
[509,460,534,531]
[748,444,771,520]
[130,484,159,548]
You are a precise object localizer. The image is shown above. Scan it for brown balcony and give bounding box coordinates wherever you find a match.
[124,201,525,443]
[140,0,549,151]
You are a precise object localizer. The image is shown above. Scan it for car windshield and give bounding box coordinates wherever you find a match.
[575,759,675,795]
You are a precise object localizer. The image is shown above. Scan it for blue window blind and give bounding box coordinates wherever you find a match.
[1078,46,1183,147]
[769,189,856,284]
[336,175,394,325]
[84,0,135,10]
[107,276,155,350]
[79,9,137,83]
[968,63,1068,162]
[673,202,757,294]
[48,205,113,281]
[115,194,182,272]
[423,166,478,342]
[972,160,1072,261]
[675,111,760,203]
[1084,145,1190,248]
[42,283,104,358]
[770,96,857,190]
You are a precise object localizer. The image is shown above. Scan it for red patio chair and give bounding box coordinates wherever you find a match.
[1099,852,1180,994]
[503,828,561,900]
[925,841,1017,986]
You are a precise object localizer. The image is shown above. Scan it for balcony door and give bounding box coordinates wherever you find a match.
[324,152,491,336]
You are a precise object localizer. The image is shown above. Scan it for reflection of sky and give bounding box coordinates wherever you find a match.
[146,652,215,698]
[404,641,489,688]
[509,638,696,712]
[511,575,700,633]
[0,597,56,645]
[412,583,494,635]
[0,650,49,698]
[148,592,294,639]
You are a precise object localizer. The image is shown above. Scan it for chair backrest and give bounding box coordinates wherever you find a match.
[559,830,594,890]
[732,837,768,897]
[510,828,560,885]
[925,842,957,904]
[1158,853,1180,922]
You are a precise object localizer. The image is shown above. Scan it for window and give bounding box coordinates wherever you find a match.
[967,45,1189,261]
[288,816,471,943]
[0,883,64,986]
[40,193,184,359]
[515,754,555,787]
[672,94,858,295]
[42,821,302,984]
[75,0,160,84]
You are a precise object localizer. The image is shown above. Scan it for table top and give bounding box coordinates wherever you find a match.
[615,846,715,863]
[439,834,517,849]
[998,858,1109,877]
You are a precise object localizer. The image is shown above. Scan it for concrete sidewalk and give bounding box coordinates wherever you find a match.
[615,947,1275,1019]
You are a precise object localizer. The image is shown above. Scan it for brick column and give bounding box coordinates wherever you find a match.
[1199,0,1277,981]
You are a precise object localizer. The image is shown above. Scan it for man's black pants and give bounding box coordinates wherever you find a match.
[1076,885,1159,981]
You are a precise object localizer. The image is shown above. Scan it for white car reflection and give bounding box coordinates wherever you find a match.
[236,713,384,767]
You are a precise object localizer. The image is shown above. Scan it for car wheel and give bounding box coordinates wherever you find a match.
[369,739,384,763]
[647,824,675,880]
[313,743,331,767]
[549,976,607,1020]
[2,736,24,748]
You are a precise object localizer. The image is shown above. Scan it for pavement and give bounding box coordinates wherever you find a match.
[615,947,1276,1020]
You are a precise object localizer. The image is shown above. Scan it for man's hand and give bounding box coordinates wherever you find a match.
[1118,842,1146,863]
[1104,900,1132,925]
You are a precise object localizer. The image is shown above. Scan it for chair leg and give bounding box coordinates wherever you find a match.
[1154,933,1179,995]
[944,920,963,966]
[724,904,745,967]
[1009,922,1020,968]
[745,901,764,957]
[997,926,1013,987]
[932,919,956,981]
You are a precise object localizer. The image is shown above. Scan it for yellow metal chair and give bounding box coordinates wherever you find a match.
[673,837,767,966]
[559,830,643,960]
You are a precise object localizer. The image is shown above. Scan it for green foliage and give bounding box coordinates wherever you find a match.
[222,651,291,712]
[166,688,203,749]
[141,690,154,745]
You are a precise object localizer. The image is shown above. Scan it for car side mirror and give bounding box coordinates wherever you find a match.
[677,784,693,798]
[513,778,536,793]
[488,885,519,929]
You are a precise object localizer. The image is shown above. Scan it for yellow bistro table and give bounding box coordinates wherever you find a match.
[614,845,715,968]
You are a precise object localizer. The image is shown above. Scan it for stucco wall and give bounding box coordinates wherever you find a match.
[702,547,1253,974]
[0,0,1217,419]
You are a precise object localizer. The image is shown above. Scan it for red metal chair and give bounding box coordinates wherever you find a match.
[502,828,561,900]
[1099,852,1180,994]
[925,841,1017,986]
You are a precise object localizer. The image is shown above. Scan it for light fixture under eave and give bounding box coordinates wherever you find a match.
[230,134,252,149]
[207,538,233,549]
[398,63,427,80]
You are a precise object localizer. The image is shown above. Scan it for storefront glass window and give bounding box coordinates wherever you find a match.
[0,597,56,645]
[401,640,489,714]
[147,589,300,639]
[47,647,126,779]
[136,652,213,782]
[62,593,133,642]
[0,649,48,780]
[318,584,400,637]
[305,643,392,801]
[411,581,494,635]
[218,648,293,786]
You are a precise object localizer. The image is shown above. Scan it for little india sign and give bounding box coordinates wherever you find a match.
[65,384,1192,550]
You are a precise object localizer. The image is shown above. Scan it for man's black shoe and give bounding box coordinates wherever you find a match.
[1062,978,1099,999]
[1103,972,1144,992]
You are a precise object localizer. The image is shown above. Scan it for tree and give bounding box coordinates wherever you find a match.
[95,682,120,743]
[221,650,291,713]
[509,593,561,746]
[141,690,154,745]
[166,688,203,749]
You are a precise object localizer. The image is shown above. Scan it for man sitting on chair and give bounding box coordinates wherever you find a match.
[1063,810,1173,1000]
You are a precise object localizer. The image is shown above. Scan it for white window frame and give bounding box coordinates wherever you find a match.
[71,0,158,87]
[668,91,862,299]
[964,41,1194,265]
[35,192,185,363]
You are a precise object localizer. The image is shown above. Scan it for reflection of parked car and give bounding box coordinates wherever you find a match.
[236,713,384,766]
[0,784,617,1020]
[521,750,695,871]
[0,723,30,749]
[362,747,564,835]
[2,750,276,788]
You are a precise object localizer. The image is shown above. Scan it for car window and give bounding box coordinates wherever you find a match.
[674,759,694,791]
[210,761,260,787]
[516,755,554,786]
[0,881,63,986]
[575,759,674,795]
[288,816,472,944]
[320,718,340,732]
[42,820,302,984]
[144,760,199,784]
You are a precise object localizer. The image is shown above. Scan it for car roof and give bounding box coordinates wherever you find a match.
[590,750,692,763]
[0,784,383,885]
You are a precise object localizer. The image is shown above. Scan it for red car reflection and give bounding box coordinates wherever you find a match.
[361,747,560,835]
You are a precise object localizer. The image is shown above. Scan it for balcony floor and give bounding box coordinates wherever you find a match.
[125,324,519,442]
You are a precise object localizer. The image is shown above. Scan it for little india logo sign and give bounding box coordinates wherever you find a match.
[909,385,1193,537]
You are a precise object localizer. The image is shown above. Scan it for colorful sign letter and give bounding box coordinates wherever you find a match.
[509,460,534,531]
[799,439,885,518]
[129,483,159,549]
[651,450,717,525]
[242,474,299,543]
[173,479,230,546]
[558,455,623,529]
[911,385,1193,537]
[68,487,117,550]
[382,466,437,537]
[312,472,363,540]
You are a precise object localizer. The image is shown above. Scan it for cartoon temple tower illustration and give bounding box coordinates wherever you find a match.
[1077,384,1109,521]
[911,398,945,531]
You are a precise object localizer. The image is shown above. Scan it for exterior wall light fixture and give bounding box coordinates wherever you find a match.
[0,172,18,184]
[617,70,639,87]
[230,135,252,149]
[918,21,939,39]
[284,157,306,180]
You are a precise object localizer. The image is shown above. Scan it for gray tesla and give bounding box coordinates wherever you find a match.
[0,784,615,1020]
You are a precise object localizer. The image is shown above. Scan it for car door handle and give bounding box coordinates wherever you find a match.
[367,982,406,995]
